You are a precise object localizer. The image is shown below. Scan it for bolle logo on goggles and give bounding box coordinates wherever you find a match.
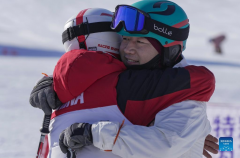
[154,24,172,36]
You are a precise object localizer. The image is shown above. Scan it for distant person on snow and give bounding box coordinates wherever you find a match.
[30,2,218,158]
[210,34,226,54]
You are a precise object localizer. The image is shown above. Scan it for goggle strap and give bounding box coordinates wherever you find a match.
[62,22,113,44]
[145,18,189,41]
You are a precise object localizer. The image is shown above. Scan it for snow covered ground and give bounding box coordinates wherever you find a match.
[0,0,240,157]
[0,56,58,157]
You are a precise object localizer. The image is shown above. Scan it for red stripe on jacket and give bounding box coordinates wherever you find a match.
[124,66,215,125]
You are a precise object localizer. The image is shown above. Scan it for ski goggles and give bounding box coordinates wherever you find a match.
[111,5,189,41]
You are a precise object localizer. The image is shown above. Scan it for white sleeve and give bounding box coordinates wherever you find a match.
[91,100,211,158]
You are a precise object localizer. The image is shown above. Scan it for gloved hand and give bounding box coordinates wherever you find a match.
[59,123,93,153]
[29,75,62,115]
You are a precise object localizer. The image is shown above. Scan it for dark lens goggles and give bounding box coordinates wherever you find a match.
[111,5,190,41]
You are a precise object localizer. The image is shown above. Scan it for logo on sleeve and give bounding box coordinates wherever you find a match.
[58,92,84,110]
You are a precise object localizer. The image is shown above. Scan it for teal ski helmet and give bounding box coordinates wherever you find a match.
[112,0,190,67]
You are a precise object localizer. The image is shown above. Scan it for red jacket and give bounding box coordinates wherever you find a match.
[53,49,215,126]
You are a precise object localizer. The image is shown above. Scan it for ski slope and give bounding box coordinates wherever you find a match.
[0,0,239,157]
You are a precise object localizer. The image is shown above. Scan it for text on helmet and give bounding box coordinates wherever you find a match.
[98,44,119,52]
[154,24,172,36]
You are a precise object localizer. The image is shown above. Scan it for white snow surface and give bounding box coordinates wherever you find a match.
[0,0,240,157]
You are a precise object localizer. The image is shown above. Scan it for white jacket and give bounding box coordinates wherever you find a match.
[91,58,211,158]
[92,100,211,158]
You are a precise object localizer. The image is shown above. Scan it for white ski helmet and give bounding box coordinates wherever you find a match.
[62,8,122,58]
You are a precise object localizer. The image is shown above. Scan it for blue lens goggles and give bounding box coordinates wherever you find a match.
[111,5,190,41]
[111,5,149,33]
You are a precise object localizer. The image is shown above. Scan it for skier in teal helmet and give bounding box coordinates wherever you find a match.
[112,0,190,69]
[57,1,216,158]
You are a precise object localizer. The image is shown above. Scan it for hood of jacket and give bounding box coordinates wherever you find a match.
[53,49,126,103]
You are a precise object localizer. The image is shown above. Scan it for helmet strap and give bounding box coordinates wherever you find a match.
[77,17,90,49]
[162,45,182,68]
[79,42,87,49]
